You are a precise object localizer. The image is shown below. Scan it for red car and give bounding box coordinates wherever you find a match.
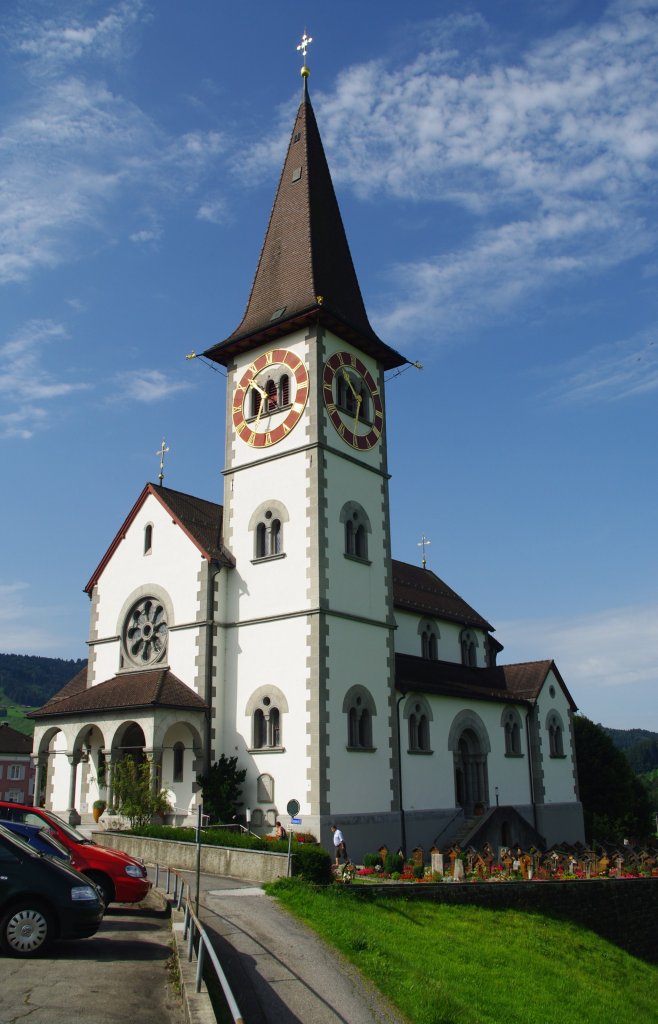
[0,802,150,906]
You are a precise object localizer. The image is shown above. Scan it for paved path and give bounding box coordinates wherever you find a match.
[171,870,408,1024]
[1,891,184,1024]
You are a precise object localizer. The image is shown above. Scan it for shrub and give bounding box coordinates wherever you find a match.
[384,851,404,874]
[363,852,382,868]
[412,864,424,879]
[112,755,172,827]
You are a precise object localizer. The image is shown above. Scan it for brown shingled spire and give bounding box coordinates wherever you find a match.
[204,80,406,370]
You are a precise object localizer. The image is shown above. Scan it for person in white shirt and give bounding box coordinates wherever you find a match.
[330,824,347,865]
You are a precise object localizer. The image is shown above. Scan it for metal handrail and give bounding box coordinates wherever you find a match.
[154,865,244,1024]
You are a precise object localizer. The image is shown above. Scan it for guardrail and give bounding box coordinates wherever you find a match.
[153,864,244,1024]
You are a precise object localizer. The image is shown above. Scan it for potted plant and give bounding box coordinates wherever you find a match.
[92,800,106,823]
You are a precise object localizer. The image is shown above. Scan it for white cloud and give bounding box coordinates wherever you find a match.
[0,320,91,439]
[500,601,658,697]
[302,4,658,343]
[196,198,227,225]
[112,369,194,403]
[544,327,658,403]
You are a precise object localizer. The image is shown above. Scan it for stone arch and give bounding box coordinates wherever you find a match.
[448,709,490,812]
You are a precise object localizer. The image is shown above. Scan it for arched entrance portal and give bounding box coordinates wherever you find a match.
[448,711,491,815]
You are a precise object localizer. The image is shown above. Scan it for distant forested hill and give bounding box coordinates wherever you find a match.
[605,726,658,774]
[0,653,86,707]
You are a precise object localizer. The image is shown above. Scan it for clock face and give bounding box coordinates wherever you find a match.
[232,348,309,448]
[322,351,384,451]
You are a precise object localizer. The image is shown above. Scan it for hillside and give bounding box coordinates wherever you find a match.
[605,726,658,773]
[0,652,86,708]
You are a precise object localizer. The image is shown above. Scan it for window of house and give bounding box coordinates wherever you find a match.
[8,765,25,781]
[343,686,376,750]
[501,708,523,756]
[460,629,478,667]
[246,687,288,752]
[250,501,289,562]
[173,742,184,782]
[419,620,439,660]
[547,712,565,757]
[144,523,153,555]
[404,696,433,753]
[340,502,371,562]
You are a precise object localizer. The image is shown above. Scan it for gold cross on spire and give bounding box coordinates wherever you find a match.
[156,438,169,486]
[297,31,313,77]
[417,535,431,569]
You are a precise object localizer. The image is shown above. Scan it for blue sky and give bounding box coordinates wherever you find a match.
[1,0,657,730]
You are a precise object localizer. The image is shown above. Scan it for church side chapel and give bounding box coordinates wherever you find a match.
[31,39,585,859]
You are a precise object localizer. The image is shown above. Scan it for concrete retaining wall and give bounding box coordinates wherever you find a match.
[360,878,658,964]
[96,831,289,883]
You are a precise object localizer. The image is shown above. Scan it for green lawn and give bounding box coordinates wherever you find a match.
[0,706,35,736]
[266,878,657,1024]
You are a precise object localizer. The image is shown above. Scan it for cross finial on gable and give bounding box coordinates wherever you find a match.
[297,31,313,79]
[156,438,169,486]
[417,535,431,569]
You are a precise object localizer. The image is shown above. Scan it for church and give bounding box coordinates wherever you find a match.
[31,51,585,859]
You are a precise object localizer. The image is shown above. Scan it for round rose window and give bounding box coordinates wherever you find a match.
[124,597,168,666]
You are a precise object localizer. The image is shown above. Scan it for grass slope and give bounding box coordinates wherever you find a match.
[267,879,657,1024]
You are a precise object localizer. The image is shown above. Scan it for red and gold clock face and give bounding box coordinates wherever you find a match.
[322,351,384,450]
[232,348,309,448]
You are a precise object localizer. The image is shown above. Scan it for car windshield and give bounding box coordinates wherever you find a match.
[0,822,39,857]
[41,811,91,844]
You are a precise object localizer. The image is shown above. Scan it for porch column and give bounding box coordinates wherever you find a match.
[66,752,82,826]
[103,753,114,811]
[31,752,46,806]
[144,748,163,796]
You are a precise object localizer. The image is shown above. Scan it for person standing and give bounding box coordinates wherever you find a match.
[330,824,347,865]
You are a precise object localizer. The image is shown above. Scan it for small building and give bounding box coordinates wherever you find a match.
[0,723,35,804]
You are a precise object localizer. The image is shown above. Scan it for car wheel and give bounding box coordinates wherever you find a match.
[0,903,54,957]
[85,873,113,907]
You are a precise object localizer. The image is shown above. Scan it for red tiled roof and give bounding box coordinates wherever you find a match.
[203,85,406,370]
[395,654,576,709]
[85,483,234,593]
[0,723,33,754]
[392,560,493,631]
[29,669,208,719]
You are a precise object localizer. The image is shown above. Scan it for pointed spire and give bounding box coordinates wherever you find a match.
[205,74,405,370]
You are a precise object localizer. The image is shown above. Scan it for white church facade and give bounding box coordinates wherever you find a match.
[31,64,585,859]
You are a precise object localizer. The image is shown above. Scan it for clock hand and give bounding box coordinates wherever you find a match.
[341,368,359,401]
[352,394,363,435]
[250,380,268,399]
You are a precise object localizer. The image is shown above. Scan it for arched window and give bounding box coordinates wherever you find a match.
[173,741,184,782]
[279,374,290,406]
[546,711,565,757]
[460,629,478,667]
[418,620,439,660]
[249,500,289,562]
[265,378,277,411]
[340,502,371,562]
[501,707,523,757]
[404,696,433,753]
[246,687,289,752]
[144,524,153,555]
[343,686,376,750]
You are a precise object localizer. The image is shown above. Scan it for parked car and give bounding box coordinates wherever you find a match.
[0,823,104,957]
[0,819,71,862]
[0,802,150,906]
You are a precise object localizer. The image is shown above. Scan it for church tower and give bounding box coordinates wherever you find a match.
[204,49,408,847]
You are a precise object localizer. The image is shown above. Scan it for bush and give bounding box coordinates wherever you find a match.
[363,852,381,868]
[412,865,424,879]
[112,755,171,827]
[384,851,404,874]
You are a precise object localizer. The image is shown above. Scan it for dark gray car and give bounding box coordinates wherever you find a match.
[0,824,104,957]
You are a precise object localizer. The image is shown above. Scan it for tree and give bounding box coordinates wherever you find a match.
[573,716,653,843]
[112,755,172,828]
[197,754,246,823]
